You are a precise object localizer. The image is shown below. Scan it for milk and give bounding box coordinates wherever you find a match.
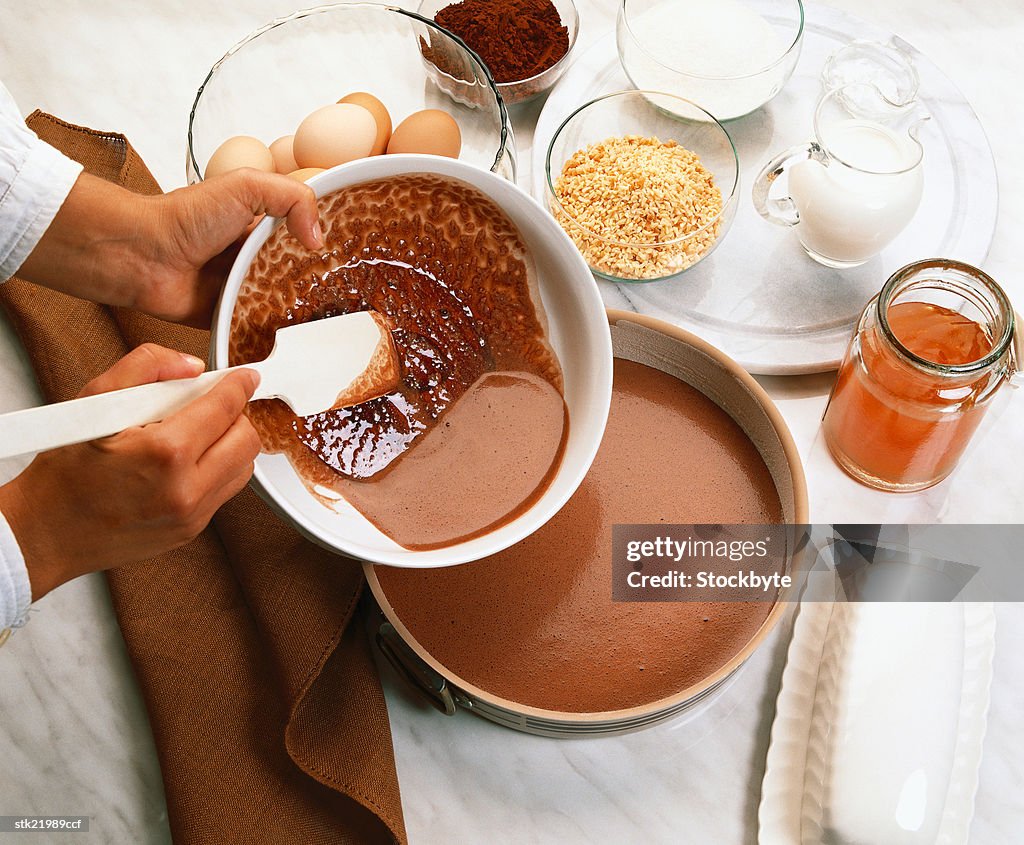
[789,119,923,265]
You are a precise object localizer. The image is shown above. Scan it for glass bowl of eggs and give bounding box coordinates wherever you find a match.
[187,3,517,184]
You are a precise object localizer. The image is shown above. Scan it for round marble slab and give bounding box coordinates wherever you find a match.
[532,5,998,375]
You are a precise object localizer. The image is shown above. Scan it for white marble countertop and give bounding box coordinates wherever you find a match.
[0,1,1021,842]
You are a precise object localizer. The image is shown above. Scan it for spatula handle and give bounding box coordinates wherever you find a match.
[0,366,253,460]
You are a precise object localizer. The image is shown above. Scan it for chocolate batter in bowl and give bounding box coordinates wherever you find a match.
[212,155,612,567]
[365,311,809,736]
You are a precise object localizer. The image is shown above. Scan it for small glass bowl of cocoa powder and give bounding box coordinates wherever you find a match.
[419,0,580,105]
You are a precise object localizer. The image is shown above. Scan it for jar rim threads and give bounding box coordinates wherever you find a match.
[876,258,1016,376]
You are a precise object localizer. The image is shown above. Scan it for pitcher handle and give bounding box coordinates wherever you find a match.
[753,142,828,227]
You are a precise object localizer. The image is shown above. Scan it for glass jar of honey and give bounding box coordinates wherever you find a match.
[823,259,1019,492]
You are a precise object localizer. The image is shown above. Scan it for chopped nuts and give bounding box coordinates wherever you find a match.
[551,135,724,279]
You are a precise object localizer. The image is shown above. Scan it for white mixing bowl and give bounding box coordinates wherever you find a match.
[211,154,613,568]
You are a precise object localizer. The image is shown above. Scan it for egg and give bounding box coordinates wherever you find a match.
[293,103,377,169]
[337,92,392,156]
[386,109,461,158]
[205,136,275,179]
[269,135,299,174]
[287,167,326,182]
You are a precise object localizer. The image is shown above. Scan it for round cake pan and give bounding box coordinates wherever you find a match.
[365,309,808,737]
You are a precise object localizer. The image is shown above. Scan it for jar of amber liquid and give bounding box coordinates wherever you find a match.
[823,259,1019,492]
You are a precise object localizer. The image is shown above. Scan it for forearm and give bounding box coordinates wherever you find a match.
[0,345,259,607]
[14,165,320,327]
[16,172,160,309]
[0,467,76,602]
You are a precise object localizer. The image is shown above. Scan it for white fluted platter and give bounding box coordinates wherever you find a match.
[758,601,996,844]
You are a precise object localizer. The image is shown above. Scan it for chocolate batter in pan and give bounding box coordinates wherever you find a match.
[375,359,783,713]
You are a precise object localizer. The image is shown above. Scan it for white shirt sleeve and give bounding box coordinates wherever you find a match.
[0,80,83,281]
[0,82,81,632]
[0,511,31,630]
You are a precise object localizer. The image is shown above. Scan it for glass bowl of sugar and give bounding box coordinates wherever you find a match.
[617,0,805,121]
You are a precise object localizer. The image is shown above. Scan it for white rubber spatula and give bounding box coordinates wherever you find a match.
[0,311,398,460]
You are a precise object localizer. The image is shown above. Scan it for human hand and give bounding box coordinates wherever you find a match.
[18,169,323,328]
[0,344,261,601]
[140,169,324,326]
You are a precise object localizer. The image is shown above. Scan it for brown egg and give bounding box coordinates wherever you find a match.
[205,136,275,179]
[338,92,392,156]
[269,135,299,174]
[386,110,461,158]
[287,167,326,182]
[293,103,377,169]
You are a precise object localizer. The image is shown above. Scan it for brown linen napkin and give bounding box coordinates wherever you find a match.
[0,113,407,845]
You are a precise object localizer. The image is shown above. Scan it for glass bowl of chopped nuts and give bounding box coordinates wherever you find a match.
[545,90,740,282]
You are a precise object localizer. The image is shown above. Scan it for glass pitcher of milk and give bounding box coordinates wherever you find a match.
[753,83,928,268]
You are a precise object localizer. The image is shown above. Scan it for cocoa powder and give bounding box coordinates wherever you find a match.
[433,0,569,83]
